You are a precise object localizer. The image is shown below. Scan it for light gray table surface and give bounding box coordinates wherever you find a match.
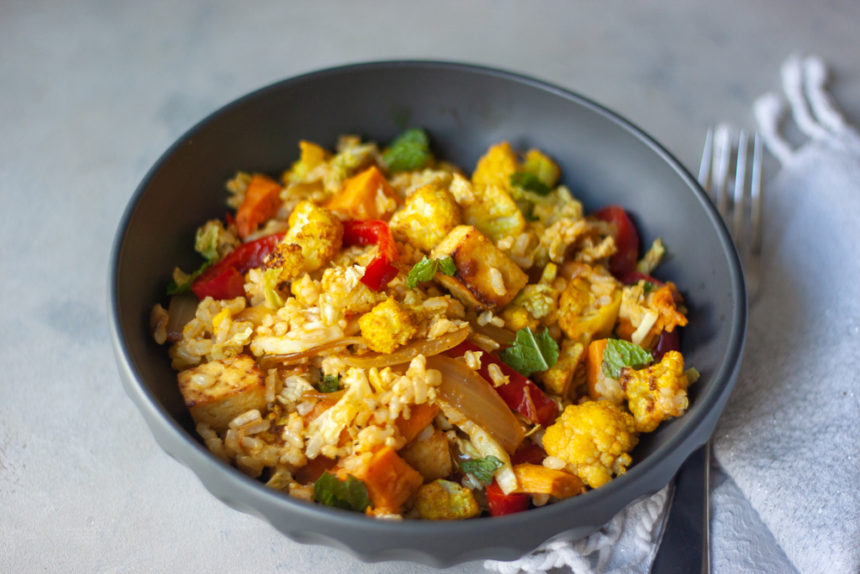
[3,1,858,572]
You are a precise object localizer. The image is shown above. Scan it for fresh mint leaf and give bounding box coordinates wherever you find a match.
[313,472,371,512]
[460,455,503,484]
[499,327,559,377]
[317,374,340,393]
[437,255,457,277]
[406,256,457,289]
[510,171,552,196]
[601,339,653,379]
[383,128,432,173]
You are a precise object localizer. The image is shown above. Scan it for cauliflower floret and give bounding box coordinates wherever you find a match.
[389,183,462,252]
[621,350,689,432]
[542,401,639,489]
[358,298,418,353]
[557,264,621,343]
[472,141,519,188]
[413,479,480,520]
[265,200,343,282]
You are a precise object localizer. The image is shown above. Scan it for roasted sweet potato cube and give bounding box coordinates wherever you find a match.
[511,463,585,500]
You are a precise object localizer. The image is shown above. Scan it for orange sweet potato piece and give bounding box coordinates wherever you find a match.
[338,446,423,514]
[236,173,282,238]
[395,403,440,444]
[326,165,398,220]
[510,463,585,499]
[586,338,609,399]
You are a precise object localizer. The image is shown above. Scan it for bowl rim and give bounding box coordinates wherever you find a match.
[108,59,747,562]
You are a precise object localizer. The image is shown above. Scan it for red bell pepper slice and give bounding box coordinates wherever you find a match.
[486,480,530,516]
[342,219,399,291]
[191,232,284,300]
[652,327,680,361]
[448,342,559,426]
[594,205,640,279]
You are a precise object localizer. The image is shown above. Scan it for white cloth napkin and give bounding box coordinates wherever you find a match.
[484,485,671,574]
[712,55,860,574]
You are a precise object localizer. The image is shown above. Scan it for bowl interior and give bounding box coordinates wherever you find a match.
[111,61,745,564]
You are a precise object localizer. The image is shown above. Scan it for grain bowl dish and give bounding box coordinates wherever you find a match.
[110,60,746,564]
[149,130,698,520]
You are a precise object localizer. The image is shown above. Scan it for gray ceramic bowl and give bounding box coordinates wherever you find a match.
[109,61,746,566]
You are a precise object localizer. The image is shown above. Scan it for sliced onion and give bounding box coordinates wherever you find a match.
[427,355,525,454]
[259,337,366,369]
[470,321,516,347]
[338,327,470,369]
[166,293,198,342]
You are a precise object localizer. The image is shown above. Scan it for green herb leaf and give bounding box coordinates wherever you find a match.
[642,281,656,294]
[459,455,504,485]
[317,374,340,393]
[313,472,371,513]
[383,128,432,173]
[437,255,457,277]
[406,256,456,289]
[601,339,653,379]
[510,171,552,196]
[166,260,212,295]
[499,327,559,377]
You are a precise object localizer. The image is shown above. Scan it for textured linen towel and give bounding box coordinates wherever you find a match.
[712,55,860,573]
[484,485,671,574]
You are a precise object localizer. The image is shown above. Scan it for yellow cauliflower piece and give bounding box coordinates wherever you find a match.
[621,350,689,432]
[472,141,518,188]
[389,183,462,252]
[543,401,639,489]
[358,298,418,353]
[266,200,343,282]
[521,148,560,188]
[414,479,480,520]
[463,183,525,243]
[557,264,621,343]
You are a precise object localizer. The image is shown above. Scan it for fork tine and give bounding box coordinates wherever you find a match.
[750,134,764,255]
[698,127,714,189]
[712,126,732,219]
[732,131,749,247]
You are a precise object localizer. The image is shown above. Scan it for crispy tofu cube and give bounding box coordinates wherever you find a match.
[358,298,418,353]
[389,183,462,252]
[431,225,528,310]
[400,430,453,482]
[177,355,266,431]
[537,338,585,397]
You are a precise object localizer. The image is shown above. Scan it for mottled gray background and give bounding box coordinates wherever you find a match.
[2,1,858,572]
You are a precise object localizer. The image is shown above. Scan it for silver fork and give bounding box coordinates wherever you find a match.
[652,127,763,574]
[696,126,763,572]
[698,126,764,298]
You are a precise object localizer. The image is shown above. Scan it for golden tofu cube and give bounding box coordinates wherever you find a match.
[177,355,266,431]
[400,430,453,482]
[431,225,528,310]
